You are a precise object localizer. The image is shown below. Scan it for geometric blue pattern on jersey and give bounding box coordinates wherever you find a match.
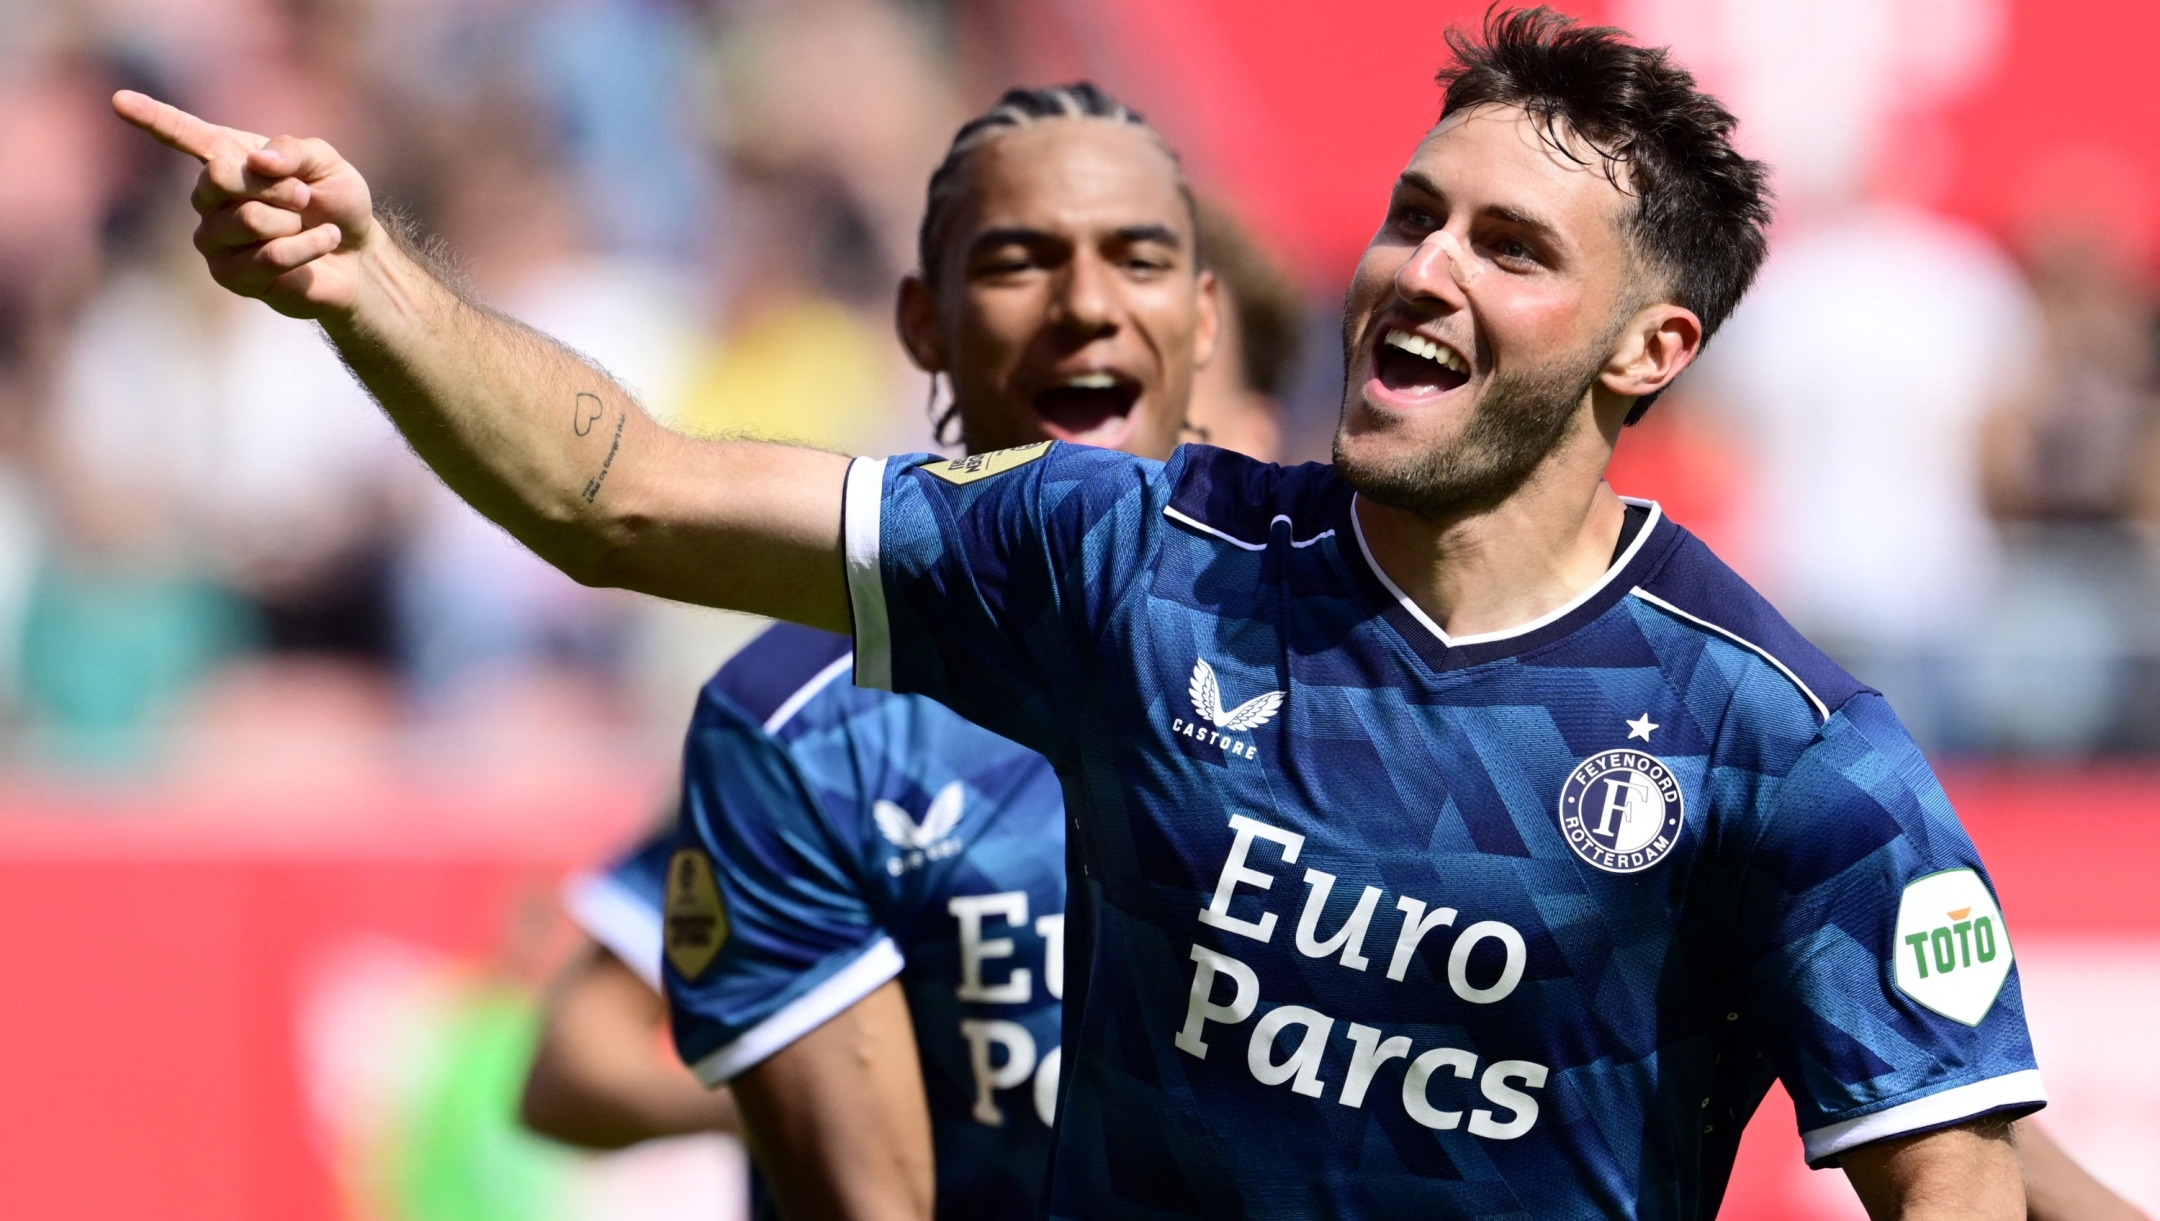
[852,443,2043,1221]
[653,622,1069,1221]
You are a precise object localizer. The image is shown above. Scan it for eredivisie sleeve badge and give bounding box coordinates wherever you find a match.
[924,440,1052,485]
[664,847,728,981]
[1556,749,1684,873]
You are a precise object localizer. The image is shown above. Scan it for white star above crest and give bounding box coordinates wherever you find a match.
[1626,713,1659,742]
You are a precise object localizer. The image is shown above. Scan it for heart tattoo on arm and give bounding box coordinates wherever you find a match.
[572,391,603,437]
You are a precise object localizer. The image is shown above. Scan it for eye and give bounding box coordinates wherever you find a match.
[1396,205,1439,234]
[1493,237,1540,265]
[976,251,1036,276]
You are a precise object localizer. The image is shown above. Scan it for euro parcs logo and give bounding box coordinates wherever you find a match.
[1556,749,1684,873]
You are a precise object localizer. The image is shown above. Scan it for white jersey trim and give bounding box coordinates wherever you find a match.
[764,652,855,734]
[1162,506,1337,551]
[844,456,894,692]
[1628,586,1831,723]
[1349,496,1663,648]
[1801,1069,2047,1166]
[690,935,907,1086]
[563,870,664,990]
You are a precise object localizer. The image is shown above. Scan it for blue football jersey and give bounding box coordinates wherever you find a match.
[842,442,2045,1221]
[565,827,675,990]
[570,623,1069,1221]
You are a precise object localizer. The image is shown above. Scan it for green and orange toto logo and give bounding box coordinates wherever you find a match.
[1892,868,2013,1027]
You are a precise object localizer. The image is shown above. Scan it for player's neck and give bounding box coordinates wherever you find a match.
[1352,431,1626,641]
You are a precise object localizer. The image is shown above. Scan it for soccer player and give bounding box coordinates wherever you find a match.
[118,9,2055,1218]
[527,83,1231,1220]
[520,826,743,1150]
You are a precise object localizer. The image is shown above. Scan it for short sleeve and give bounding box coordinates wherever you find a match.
[843,443,1163,758]
[563,828,673,989]
[665,687,904,1085]
[1735,693,2044,1166]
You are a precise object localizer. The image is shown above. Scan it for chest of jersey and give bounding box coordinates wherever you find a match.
[1060,586,1743,1172]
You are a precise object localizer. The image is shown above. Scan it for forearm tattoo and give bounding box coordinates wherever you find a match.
[582,409,625,503]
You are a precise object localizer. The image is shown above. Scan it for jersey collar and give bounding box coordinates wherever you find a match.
[1342,494,1677,673]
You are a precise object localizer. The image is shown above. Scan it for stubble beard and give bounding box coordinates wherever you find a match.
[1332,334,1609,521]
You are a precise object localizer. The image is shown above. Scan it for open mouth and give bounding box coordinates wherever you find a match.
[1033,370,1142,445]
[1372,327,1470,398]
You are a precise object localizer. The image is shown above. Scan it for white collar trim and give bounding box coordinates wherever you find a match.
[1349,495,1663,649]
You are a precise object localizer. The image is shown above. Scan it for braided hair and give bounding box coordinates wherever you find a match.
[915,82,1197,288]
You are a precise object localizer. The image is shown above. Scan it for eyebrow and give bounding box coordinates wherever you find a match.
[1395,171,1567,246]
[969,226,1061,254]
[968,223,1187,253]
[1110,223,1184,249]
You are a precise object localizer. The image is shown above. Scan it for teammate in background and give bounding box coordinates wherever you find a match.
[521,83,1229,1221]
[1183,200,1306,461]
[521,826,742,1149]
[115,10,2064,1217]
[518,160,1311,1199]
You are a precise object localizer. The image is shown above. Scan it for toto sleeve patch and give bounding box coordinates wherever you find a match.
[1892,868,2012,1026]
[664,848,728,982]
[923,440,1053,485]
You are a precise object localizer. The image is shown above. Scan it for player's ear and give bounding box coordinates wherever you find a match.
[1193,268,1222,372]
[1598,303,1701,400]
[896,274,946,374]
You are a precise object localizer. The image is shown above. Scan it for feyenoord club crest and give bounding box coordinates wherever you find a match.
[1556,749,1684,873]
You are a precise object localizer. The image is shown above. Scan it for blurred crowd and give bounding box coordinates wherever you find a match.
[0,0,977,771]
[3,0,2159,770]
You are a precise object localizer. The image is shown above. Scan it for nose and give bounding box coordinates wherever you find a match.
[1050,249,1119,338]
[1395,228,1472,311]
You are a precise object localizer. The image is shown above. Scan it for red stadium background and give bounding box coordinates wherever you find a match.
[3,0,2157,1217]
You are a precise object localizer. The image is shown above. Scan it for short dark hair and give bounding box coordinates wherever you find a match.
[916,83,1197,288]
[1196,199,1306,398]
[1437,7,1772,421]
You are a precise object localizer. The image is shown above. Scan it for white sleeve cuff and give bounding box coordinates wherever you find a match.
[843,456,893,692]
[1801,1069,2047,1166]
[562,871,664,991]
[689,936,906,1085]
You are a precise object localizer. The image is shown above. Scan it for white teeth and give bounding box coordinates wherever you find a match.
[1065,372,1118,390]
[1383,328,1466,374]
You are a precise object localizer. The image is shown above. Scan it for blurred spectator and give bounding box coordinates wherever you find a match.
[526,0,719,261]
[619,0,964,725]
[1633,0,2033,751]
[665,158,910,455]
[33,183,404,755]
[1187,200,1302,463]
[715,0,958,290]
[392,95,696,716]
[1694,208,2037,751]
[1982,161,2160,525]
[1968,151,2160,753]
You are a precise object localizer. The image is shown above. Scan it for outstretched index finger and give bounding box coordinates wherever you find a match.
[111,90,265,164]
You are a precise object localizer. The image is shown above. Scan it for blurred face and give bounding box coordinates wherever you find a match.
[1335,104,1659,517]
[899,120,1216,459]
[1185,289,1285,463]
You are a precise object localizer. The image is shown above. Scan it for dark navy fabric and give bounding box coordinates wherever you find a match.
[602,623,1069,1221]
[596,626,1067,1218]
[864,442,2041,1221]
